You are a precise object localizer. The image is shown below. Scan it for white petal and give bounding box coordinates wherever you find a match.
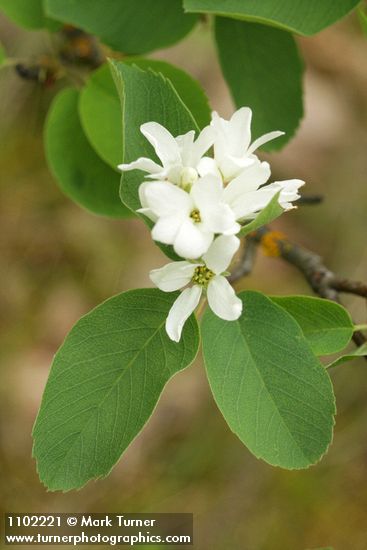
[118,157,162,174]
[223,160,271,206]
[151,215,185,244]
[143,181,193,217]
[217,154,254,182]
[211,108,252,161]
[139,181,152,209]
[207,276,242,321]
[150,261,197,291]
[190,175,223,209]
[230,186,280,220]
[136,207,157,222]
[211,112,230,161]
[176,131,195,166]
[197,157,222,179]
[271,179,304,209]
[173,220,213,259]
[191,125,214,166]
[247,131,284,155]
[201,203,240,235]
[166,286,202,342]
[140,122,181,167]
[203,235,240,274]
[228,107,253,154]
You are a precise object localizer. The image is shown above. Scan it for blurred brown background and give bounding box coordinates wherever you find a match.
[0,10,367,550]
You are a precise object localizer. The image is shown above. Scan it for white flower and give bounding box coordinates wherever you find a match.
[209,107,284,182]
[223,169,305,221]
[118,108,304,263]
[138,176,240,260]
[118,122,213,187]
[150,235,242,342]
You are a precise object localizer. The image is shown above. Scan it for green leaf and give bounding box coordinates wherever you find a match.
[270,296,354,356]
[184,0,360,36]
[0,0,45,28]
[215,18,304,150]
[327,343,367,369]
[45,88,131,219]
[110,61,200,260]
[202,290,335,469]
[358,6,367,35]
[126,58,211,131]
[45,0,198,54]
[110,61,200,212]
[0,43,5,66]
[239,192,283,237]
[0,0,59,30]
[33,288,200,491]
[79,65,123,172]
[79,60,210,170]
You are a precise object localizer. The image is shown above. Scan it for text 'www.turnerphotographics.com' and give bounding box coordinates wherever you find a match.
[4,513,193,546]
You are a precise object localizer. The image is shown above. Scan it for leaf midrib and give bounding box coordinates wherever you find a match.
[233,321,318,464]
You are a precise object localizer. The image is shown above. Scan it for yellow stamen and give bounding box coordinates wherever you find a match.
[192,265,214,286]
[190,209,201,223]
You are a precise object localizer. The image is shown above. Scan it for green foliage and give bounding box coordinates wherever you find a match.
[239,193,283,237]
[0,43,5,66]
[0,0,45,29]
[126,59,211,131]
[327,343,367,369]
[184,0,360,36]
[110,61,199,212]
[45,88,130,219]
[358,6,367,35]
[202,290,335,469]
[33,289,200,491]
[270,296,354,355]
[215,18,304,149]
[79,60,211,170]
[45,0,198,54]
[79,65,122,171]
[0,0,59,30]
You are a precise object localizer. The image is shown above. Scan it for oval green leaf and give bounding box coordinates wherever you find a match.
[270,296,354,355]
[45,88,131,218]
[79,60,210,170]
[33,288,200,491]
[184,0,360,36]
[202,290,335,469]
[45,0,198,54]
[215,18,304,150]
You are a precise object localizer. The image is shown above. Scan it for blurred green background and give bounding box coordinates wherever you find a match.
[1,11,367,550]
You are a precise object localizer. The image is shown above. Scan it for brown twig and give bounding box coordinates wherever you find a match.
[229,237,259,283]
[297,194,324,205]
[231,226,367,355]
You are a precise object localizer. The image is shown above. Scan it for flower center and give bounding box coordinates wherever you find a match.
[180,166,198,188]
[191,265,214,287]
[190,209,201,223]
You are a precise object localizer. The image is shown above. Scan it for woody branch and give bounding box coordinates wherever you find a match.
[230,225,367,352]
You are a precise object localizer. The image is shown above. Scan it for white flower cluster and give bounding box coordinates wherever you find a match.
[119,107,304,342]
